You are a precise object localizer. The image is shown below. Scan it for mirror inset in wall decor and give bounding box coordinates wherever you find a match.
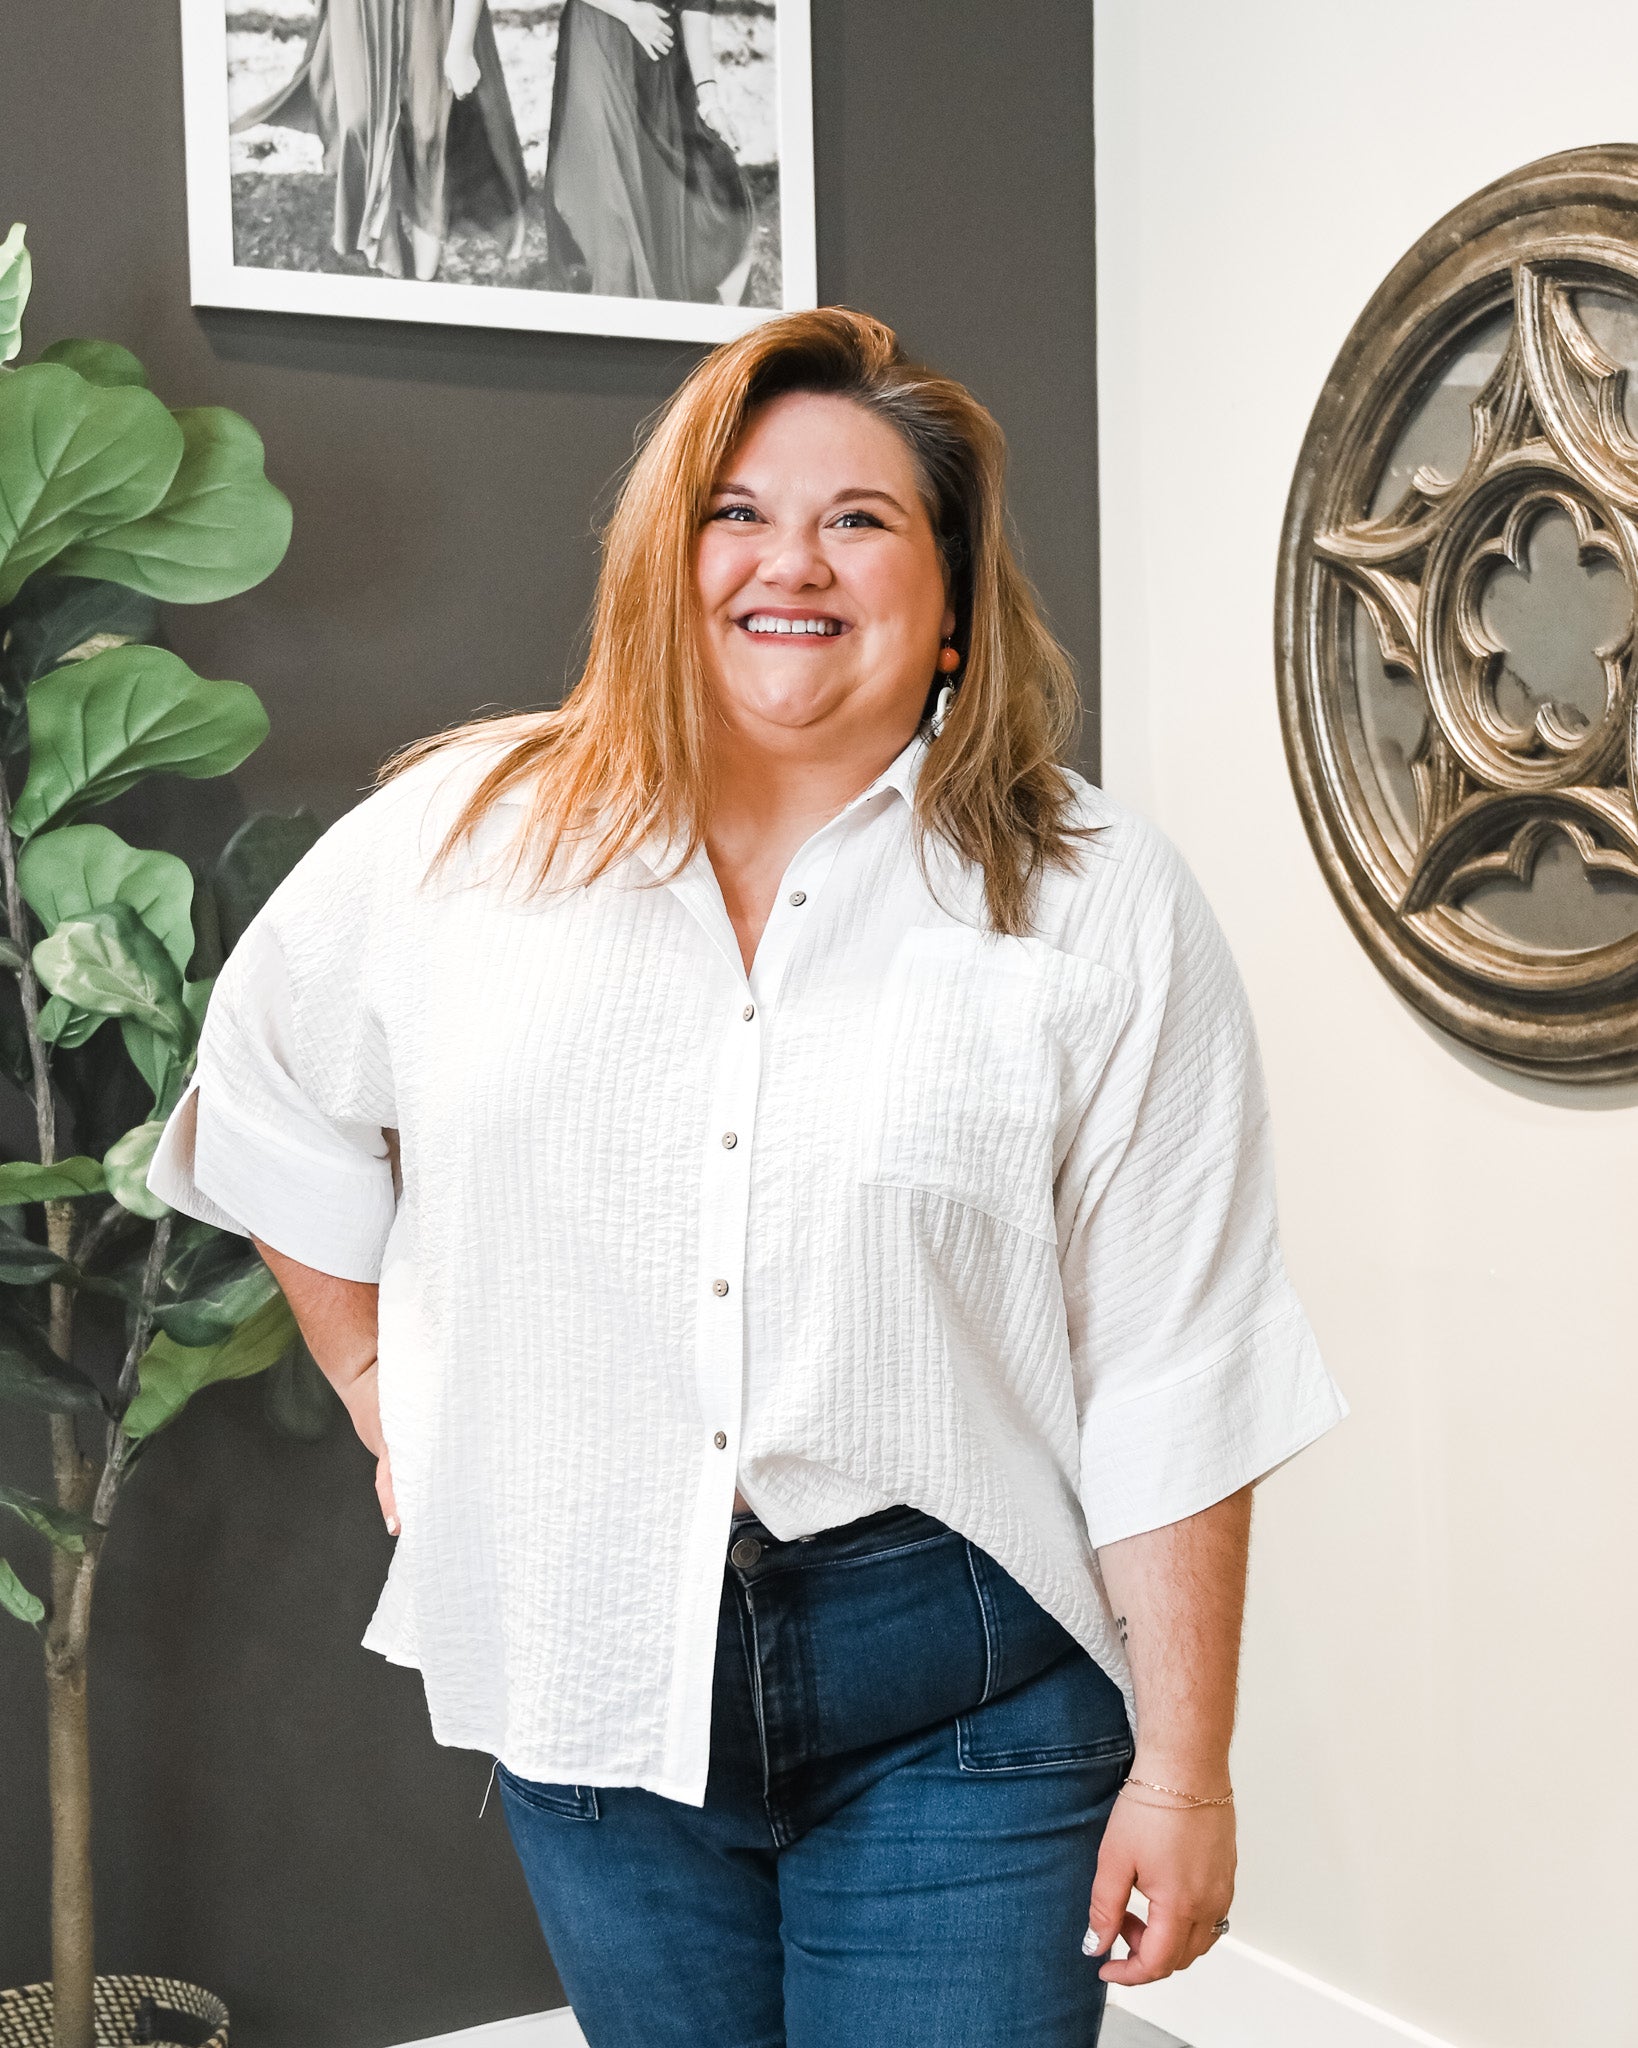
[1277,144,1638,1079]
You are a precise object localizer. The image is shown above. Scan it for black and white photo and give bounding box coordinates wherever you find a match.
[181,0,814,339]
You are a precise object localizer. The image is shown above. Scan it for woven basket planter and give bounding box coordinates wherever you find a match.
[0,1976,228,2048]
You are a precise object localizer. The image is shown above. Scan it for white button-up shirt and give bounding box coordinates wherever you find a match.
[148,733,1345,1804]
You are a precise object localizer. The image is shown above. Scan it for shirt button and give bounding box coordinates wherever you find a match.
[730,1535,762,1568]
[788,890,807,906]
[742,1003,756,1021]
[712,1278,730,1296]
[713,1430,728,1449]
[721,1131,738,1149]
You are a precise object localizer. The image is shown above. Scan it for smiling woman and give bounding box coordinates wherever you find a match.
[146,306,1345,2048]
[397,309,1087,938]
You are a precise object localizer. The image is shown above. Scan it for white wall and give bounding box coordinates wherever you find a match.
[1094,8,1638,2048]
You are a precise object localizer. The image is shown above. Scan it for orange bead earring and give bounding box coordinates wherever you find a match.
[931,640,961,739]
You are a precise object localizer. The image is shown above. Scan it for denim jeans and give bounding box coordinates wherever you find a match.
[497,1502,1133,2047]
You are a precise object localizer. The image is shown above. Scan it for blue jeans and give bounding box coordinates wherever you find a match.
[497,1503,1133,2047]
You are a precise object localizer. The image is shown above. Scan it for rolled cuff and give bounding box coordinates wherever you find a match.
[146,1077,397,1284]
[1078,1302,1349,1549]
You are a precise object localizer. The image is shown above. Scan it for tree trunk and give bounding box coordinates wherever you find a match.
[45,1248,97,2048]
[45,1584,96,2048]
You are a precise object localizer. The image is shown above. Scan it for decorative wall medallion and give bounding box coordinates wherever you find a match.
[1277,145,1638,1080]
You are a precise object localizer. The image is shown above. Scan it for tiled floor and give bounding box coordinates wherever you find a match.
[1102,2006,1189,2048]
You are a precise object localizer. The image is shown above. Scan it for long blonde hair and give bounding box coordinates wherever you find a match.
[380,307,1088,933]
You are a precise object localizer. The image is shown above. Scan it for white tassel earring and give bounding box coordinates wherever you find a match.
[931,639,961,737]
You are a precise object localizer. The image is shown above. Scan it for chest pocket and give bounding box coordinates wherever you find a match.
[859,925,1133,1242]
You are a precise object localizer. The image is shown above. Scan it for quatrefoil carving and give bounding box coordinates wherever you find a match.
[1277,146,1638,1080]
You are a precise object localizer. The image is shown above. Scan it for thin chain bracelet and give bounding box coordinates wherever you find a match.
[1121,1775,1235,1809]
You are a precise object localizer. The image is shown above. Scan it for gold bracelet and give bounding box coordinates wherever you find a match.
[1121,1775,1234,1809]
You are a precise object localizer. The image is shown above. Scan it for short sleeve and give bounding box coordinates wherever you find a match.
[1058,840,1347,1548]
[146,796,400,1284]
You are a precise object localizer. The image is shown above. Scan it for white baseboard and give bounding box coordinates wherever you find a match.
[1110,1935,1466,2048]
[394,2011,586,2048]
[391,1937,1466,2048]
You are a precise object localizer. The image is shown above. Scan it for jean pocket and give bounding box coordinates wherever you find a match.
[495,1761,601,1820]
[956,1646,1134,1775]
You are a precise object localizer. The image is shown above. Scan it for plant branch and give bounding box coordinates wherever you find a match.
[92,1211,173,1526]
[73,1196,137,1271]
[0,760,58,1170]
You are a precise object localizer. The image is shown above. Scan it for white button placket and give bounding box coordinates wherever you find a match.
[688,822,854,1503]
[657,793,895,1799]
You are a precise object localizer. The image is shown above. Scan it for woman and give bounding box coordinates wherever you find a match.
[541,0,756,302]
[149,309,1345,2045]
[233,0,527,280]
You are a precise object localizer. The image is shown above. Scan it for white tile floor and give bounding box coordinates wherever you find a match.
[1102,2006,1188,2048]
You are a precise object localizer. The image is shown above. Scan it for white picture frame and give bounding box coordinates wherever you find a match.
[180,0,815,342]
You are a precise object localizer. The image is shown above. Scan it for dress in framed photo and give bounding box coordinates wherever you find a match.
[179,0,815,341]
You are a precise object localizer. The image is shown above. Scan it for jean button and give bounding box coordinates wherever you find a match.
[730,1535,762,1569]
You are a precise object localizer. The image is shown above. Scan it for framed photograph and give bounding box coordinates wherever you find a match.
[179,0,815,342]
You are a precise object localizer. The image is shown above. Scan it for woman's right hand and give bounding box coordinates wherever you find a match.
[334,1357,399,1533]
[375,1446,400,1536]
[622,1,675,60]
[444,39,481,97]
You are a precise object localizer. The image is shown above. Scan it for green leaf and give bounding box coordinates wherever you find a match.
[0,1558,44,1629]
[20,824,197,1051]
[118,1016,183,1114]
[122,1289,296,1439]
[0,937,22,972]
[103,1120,169,1220]
[0,225,30,367]
[55,407,292,604]
[0,1157,105,1202]
[36,338,148,389]
[0,1212,71,1285]
[0,1482,96,1553]
[37,993,107,1050]
[0,1307,103,1414]
[122,975,209,1115]
[154,1250,279,1348]
[0,363,183,607]
[0,575,160,694]
[20,823,196,974]
[182,974,214,1034]
[158,1217,236,1295]
[12,643,268,837]
[261,1340,336,1442]
[213,809,322,953]
[33,903,190,1044]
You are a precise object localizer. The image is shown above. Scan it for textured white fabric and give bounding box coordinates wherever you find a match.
[148,733,1346,1804]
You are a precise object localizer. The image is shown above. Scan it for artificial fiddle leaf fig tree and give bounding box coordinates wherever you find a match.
[0,227,331,2048]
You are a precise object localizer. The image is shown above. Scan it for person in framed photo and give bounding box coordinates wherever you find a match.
[542,0,758,304]
[232,0,529,280]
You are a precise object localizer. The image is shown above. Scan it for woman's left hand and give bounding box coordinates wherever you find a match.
[695,78,733,143]
[444,40,481,97]
[1084,1791,1236,1982]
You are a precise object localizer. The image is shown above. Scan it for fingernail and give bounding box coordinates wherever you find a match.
[1082,1928,1106,1957]
[386,1515,399,1534]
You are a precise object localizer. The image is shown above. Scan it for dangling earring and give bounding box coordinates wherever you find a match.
[931,639,961,738]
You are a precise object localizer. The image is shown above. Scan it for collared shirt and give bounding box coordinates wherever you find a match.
[148,733,1345,1805]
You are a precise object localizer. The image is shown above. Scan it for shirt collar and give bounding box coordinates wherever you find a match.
[850,731,928,814]
[632,731,929,881]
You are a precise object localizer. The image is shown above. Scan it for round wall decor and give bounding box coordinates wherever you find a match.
[1277,144,1638,1080]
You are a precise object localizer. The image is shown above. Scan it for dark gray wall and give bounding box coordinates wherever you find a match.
[0,4,1097,2043]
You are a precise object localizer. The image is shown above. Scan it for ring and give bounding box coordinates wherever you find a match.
[1213,1918,1231,1937]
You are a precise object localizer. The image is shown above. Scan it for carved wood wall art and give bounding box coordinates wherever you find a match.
[1276,145,1638,1079]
